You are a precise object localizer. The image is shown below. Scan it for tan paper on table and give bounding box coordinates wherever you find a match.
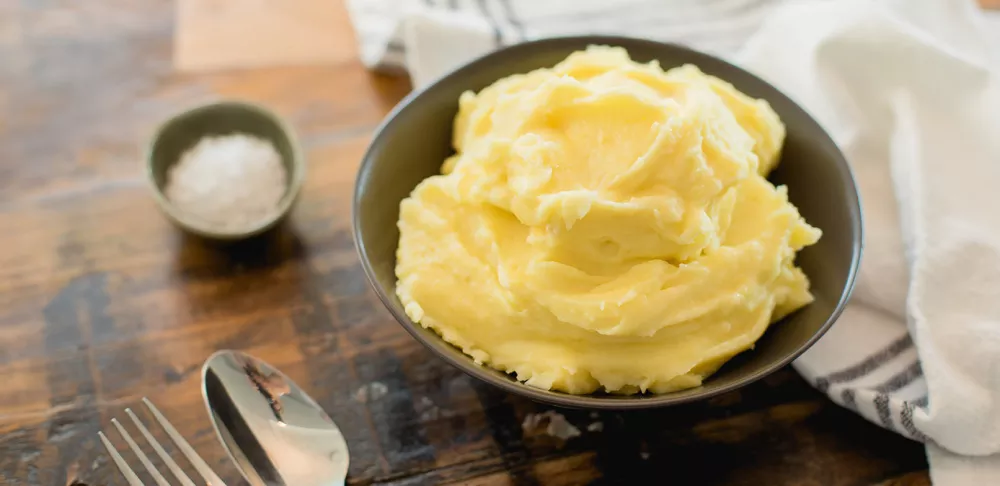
[174,0,356,72]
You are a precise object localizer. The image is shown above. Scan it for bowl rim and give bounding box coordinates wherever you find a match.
[144,99,307,240]
[353,35,864,409]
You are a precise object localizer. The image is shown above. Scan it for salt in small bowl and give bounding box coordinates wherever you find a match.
[145,100,305,241]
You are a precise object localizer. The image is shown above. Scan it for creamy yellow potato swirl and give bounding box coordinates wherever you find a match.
[395,46,821,394]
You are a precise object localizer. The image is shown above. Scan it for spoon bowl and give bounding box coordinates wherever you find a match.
[202,350,349,486]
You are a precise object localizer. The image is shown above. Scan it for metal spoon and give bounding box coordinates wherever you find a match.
[202,350,350,486]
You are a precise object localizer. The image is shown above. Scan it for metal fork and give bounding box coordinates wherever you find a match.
[99,397,227,486]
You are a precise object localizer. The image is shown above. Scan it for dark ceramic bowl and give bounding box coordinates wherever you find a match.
[146,100,305,240]
[354,36,862,409]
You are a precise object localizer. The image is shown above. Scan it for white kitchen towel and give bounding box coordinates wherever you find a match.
[345,0,1000,483]
[347,0,796,87]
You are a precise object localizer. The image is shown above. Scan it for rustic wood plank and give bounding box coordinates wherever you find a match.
[1,0,970,484]
[874,471,934,486]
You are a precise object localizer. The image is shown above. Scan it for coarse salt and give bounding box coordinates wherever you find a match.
[165,133,288,231]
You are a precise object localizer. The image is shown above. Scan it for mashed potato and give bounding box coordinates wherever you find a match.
[395,46,821,394]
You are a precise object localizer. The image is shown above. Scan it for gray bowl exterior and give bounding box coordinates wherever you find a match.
[146,101,305,240]
[354,36,863,409]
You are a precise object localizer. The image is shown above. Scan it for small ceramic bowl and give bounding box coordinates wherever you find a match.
[146,100,305,240]
[353,36,863,409]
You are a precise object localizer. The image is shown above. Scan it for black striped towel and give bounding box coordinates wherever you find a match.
[347,0,1000,483]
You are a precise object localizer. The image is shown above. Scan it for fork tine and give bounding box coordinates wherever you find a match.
[112,418,172,486]
[99,431,144,486]
[143,397,227,486]
[126,408,197,486]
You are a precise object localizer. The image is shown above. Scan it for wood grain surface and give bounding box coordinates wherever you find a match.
[0,0,954,484]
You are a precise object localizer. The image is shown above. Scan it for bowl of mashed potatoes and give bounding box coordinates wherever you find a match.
[354,37,862,408]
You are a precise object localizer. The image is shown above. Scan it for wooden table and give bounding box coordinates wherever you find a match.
[0,1,943,485]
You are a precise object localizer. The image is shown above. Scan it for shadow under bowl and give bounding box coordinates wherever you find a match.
[146,100,305,241]
[353,36,863,409]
